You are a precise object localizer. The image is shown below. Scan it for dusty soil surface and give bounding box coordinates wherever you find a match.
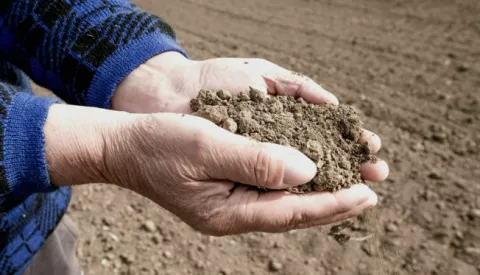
[67,0,480,274]
[191,88,372,192]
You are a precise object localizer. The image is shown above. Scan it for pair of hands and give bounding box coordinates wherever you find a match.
[46,52,388,235]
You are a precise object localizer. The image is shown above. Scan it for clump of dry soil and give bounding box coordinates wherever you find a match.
[191,88,374,192]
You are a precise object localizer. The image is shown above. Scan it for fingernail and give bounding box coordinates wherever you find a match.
[320,86,339,105]
[330,184,376,211]
[361,160,389,182]
[365,133,381,152]
[347,184,374,205]
[283,149,317,186]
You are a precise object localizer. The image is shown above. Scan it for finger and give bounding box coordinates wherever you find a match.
[361,159,389,182]
[311,194,378,227]
[260,62,339,105]
[227,184,376,233]
[358,129,382,153]
[209,133,317,189]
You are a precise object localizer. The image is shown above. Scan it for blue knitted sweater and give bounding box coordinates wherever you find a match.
[0,1,185,274]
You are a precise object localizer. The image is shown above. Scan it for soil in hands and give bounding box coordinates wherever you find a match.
[190,88,375,193]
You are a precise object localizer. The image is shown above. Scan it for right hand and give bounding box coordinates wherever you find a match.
[102,113,384,235]
[45,105,387,235]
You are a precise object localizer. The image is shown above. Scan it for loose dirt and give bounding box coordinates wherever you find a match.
[191,88,373,193]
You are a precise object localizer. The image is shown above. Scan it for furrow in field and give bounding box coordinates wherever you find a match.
[181,0,480,58]
[169,0,480,105]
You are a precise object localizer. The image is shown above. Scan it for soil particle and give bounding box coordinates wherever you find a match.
[102,217,114,226]
[142,220,157,232]
[222,118,238,133]
[468,209,480,219]
[194,260,205,269]
[428,171,443,180]
[151,235,161,244]
[456,64,469,73]
[108,232,119,242]
[195,105,229,125]
[119,253,135,265]
[163,250,174,259]
[191,88,373,192]
[385,222,399,233]
[429,124,449,143]
[268,260,283,272]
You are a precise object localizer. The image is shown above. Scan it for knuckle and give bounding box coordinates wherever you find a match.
[253,145,284,187]
[253,145,271,186]
[285,210,309,230]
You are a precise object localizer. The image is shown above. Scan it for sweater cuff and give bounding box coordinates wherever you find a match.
[3,93,59,201]
[87,33,187,109]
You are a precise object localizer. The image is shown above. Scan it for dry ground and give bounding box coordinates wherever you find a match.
[66,0,480,274]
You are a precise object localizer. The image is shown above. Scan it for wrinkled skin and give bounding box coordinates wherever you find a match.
[107,52,389,235]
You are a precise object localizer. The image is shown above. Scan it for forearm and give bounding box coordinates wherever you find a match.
[0,0,186,107]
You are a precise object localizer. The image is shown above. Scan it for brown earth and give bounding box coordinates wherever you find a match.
[191,88,373,193]
[66,0,480,274]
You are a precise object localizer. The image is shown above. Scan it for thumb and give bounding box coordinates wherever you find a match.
[208,131,317,189]
[257,60,339,105]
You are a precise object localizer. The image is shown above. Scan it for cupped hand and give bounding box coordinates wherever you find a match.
[113,52,339,114]
[105,113,381,235]
[113,51,388,183]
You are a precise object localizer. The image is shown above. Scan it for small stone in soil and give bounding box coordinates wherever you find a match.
[108,232,119,242]
[119,253,135,265]
[468,209,480,219]
[428,171,443,180]
[194,260,205,269]
[268,260,283,272]
[197,244,206,252]
[152,235,161,244]
[163,250,174,259]
[385,222,398,232]
[102,217,114,226]
[142,220,157,232]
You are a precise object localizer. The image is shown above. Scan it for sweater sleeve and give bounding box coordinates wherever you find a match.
[0,0,186,108]
[0,83,58,211]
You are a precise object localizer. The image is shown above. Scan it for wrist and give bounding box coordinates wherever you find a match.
[111,51,192,113]
[144,51,191,75]
[44,104,136,187]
